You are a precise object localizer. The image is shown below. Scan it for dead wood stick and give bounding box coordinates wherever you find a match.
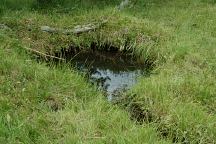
[41,20,107,35]
[24,47,65,61]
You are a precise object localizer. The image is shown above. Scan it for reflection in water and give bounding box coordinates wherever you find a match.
[90,69,142,101]
[64,49,147,101]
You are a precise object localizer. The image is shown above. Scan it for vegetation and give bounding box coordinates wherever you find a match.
[0,0,216,143]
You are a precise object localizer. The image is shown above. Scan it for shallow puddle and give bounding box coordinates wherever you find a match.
[56,47,150,101]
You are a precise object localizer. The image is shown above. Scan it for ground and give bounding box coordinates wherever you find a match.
[0,0,216,143]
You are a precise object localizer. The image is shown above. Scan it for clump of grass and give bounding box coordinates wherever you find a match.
[32,0,64,9]
[0,0,33,10]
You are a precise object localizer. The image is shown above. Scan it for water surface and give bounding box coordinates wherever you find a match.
[62,49,148,101]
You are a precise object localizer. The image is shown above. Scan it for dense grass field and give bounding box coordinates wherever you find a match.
[0,0,216,143]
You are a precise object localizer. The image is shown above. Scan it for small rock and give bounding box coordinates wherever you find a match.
[0,24,10,30]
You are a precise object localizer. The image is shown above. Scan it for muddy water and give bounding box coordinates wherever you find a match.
[61,49,148,101]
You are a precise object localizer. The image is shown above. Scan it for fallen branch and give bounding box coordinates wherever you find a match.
[41,20,107,35]
[24,47,65,61]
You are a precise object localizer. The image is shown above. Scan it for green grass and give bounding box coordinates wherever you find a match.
[0,0,216,143]
[0,33,170,143]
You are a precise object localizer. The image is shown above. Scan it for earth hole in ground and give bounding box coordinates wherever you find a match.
[55,43,152,102]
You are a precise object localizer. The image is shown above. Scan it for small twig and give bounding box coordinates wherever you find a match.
[85,136,106,139]
[24,47,65,61]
